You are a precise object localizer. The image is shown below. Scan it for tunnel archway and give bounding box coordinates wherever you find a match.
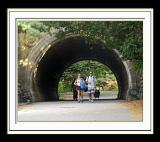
[32,36,129,101]
[58,59,119,100]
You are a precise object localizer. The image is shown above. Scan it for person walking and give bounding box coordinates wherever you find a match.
[74,74,84,103]
[86,72,96,103]
[71,78,78,101]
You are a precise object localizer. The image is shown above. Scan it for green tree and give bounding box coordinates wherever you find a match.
[42,21,143,72]
[18,21,143,72]
[58,60,117,93]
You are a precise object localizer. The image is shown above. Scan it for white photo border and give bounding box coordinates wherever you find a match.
[7,8,153,134]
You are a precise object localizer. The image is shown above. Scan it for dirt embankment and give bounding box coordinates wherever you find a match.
[123,100,143,121]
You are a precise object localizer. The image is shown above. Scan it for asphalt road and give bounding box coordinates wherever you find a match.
[18,100,142,122]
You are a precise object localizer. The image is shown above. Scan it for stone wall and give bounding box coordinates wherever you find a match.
[18,34,143,102]
[126,61,143,100]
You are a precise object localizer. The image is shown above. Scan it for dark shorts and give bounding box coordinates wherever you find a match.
[76,86,81,91]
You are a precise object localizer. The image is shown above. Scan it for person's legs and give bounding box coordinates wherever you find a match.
[88,87,94,102]
[88,87,92,101]
[75,90,78,100]
[91,93,94,102]
[81,90,83,103]
[77,90,81,103]
[88,89,91,101]
[73,90,76,100]
[90,89,95,103]
[79,90,83,103]
[73,91,74,100]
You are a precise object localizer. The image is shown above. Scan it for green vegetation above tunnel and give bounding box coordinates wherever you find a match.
[18,21,143,73]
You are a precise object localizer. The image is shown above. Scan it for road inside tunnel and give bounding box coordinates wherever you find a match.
[34,36,129,101]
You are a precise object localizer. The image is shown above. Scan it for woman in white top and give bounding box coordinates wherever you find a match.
[74,73,84,103]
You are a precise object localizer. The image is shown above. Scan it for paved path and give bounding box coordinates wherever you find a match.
[18,100,142,122]
[60,91,118,100]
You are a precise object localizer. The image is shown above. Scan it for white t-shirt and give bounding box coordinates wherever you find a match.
[74,78,82,86]
[86,75,96,88]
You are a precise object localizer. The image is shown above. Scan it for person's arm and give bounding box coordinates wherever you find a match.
[71,83,73,91]
[86,77,88,83]
[94,77,96,87]
[74,80,77,86]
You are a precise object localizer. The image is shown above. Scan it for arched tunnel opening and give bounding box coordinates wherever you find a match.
[34,36,129,101]
[58,59,119,100]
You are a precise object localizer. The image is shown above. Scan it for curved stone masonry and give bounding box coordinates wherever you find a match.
[19,34,139,102]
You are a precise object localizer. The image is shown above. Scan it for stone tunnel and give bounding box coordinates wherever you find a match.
[20,34,136,102]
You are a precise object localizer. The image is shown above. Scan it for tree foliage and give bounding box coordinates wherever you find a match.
[18,21,143,72]
[42,21,143,72]
[17,21,49,62]
[58,60,117,93]
[18,21,48,37]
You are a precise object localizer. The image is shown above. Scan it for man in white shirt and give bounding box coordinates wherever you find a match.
[86,72,96,103]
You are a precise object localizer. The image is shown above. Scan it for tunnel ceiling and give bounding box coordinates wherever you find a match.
[34,36,128,101]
